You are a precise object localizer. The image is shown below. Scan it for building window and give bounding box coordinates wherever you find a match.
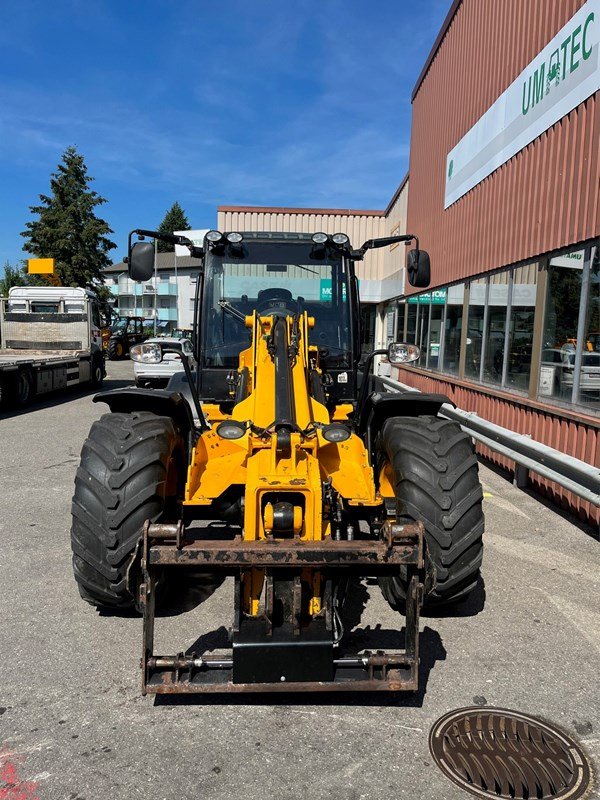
[580,247,599,409]
[505,264,537,391]
[360,305,376,357]
[406,303,418,344]
[540,250,585,404]
[465,278,487,380]
[442,283,464,374]
[482,271,510,385]
[540,245,599,411]
[396,302,406,342]
[429,299,444,370]
[417,298,430,357]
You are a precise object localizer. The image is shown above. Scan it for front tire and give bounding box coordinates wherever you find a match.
[107,339,124,360]
[70,411,183,609]
[378,416,484,609]
[90,354,104,388]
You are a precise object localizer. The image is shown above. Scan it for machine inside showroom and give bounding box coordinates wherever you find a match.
[70,227,485,694]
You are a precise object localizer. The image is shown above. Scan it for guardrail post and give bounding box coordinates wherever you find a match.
[513,464,529,489]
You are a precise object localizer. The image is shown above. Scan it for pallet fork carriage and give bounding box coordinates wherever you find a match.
[71,228,485,696]
[140,520,426,694]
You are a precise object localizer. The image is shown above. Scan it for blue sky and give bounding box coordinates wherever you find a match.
[0,0,450,268]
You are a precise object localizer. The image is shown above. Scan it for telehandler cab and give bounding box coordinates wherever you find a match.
[70,229,484,694]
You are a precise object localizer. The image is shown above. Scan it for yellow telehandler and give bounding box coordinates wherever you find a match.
[70,229,484,694]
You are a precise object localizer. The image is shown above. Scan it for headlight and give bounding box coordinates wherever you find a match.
[331,233,349,246]
[216,421,246,440]
[322,424,351,443]
[130,343,162,363]
[206,230,223,243]
[226,232,243,244]
[312,232,329,245]
[387,343,421,365]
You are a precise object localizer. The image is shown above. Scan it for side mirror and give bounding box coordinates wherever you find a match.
[387,342,421,365]
[406,249,430,288]
[128,241,155,282]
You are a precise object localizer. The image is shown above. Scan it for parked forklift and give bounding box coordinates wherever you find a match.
[70,229,484,694]
[106,315,145,360]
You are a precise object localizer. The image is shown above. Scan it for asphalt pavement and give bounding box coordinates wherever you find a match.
[1,359,598,800]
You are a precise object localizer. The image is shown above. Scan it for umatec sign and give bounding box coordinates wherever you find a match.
[445,0,599,208]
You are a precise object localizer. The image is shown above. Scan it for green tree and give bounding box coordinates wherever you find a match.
[0,261,29,296]
[156,202,190,252]
[21,146,116,287]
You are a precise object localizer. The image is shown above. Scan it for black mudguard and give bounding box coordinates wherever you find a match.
[358,390,455,443]
[93,388,197,436]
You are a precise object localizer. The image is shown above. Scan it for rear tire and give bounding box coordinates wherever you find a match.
[378,415,484,609]
[70,411,184,609]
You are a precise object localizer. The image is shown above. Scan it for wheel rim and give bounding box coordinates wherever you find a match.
[116,343,123,357]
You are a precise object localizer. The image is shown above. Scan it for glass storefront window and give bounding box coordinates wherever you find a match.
[429,303,444,370]
[442,283,464,374]
[417,299,430,358]
[406,303,418,344]
[482,272,509,385]
[396,302,406,342]
[360,305,376,358]
[506,264,537,391]
[465,278,487,379]
[578,246,599,410]
[540,251,584,403]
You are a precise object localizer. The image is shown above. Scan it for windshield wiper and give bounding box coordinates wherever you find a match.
[218,300,247,324]
[291,264,320,276]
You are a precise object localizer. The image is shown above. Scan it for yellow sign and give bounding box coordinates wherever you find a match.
[28,258,55,274]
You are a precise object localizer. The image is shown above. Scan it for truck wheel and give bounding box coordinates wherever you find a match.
[107,339,124,360]
[378,416,484,609]
[90,354,104,388]
[13,369,33,406]
[71,411,185,609]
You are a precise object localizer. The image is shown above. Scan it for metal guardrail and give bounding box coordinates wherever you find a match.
[379,375,600,507]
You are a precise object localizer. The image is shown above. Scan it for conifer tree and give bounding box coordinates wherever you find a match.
[156,202,190,252]
[21,146,116,287]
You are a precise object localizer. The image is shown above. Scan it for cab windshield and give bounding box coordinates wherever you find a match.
[201,240,352,369]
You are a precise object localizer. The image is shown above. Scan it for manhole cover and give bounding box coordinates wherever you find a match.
[429,707,591,800]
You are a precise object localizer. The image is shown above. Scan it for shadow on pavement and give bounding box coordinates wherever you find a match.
[154,576,448,708]
[0,374,134,421]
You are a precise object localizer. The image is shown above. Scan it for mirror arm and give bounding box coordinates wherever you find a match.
[129,229,204,259]
[356,234,418,258]
[354,349,388,421]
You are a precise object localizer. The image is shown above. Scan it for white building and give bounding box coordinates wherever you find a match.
[103,234,207,331]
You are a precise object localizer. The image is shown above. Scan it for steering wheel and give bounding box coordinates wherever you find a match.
[256,288,296,315]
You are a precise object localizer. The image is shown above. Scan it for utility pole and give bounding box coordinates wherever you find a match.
[154,238,158,336]
[173,247,178,330]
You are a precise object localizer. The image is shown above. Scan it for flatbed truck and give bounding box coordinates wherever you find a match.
[0,286,105,408]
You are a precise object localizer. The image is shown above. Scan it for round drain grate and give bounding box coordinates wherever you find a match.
[429,707,591,800]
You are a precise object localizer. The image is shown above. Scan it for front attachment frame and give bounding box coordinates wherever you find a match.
[140,520,425,695]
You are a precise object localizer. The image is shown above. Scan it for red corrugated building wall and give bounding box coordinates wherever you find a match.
[407,0,598,288]
[400,0,599,524]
